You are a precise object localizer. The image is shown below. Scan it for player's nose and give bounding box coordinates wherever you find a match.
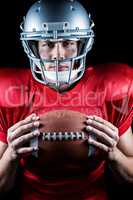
[51,43,65,60]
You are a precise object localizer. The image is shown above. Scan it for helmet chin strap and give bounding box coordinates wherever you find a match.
[42,58,84,84]
[44,69,80,83]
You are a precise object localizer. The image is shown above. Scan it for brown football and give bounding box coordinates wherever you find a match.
[27,110,99,177]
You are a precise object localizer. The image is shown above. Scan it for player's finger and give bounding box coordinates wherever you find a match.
[7,121,40,142]
[16,146,38,155]
[88,136,109,152]
[86,118,119,142]
[10,130,40,149]
[86,125,116,148]
[87,115,118,132]
[9,113,39,132]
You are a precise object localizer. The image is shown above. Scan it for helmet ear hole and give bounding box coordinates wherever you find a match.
[22,41,29,54]
[28,41,40,58]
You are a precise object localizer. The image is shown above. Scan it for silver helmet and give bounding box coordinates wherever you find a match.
[20,0,94,92]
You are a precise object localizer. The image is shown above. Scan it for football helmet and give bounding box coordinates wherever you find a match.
[20,0,94,92]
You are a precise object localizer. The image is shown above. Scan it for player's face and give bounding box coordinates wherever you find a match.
[38,40,78,71]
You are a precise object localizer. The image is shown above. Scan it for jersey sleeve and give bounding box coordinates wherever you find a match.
[0,108,8,143]
[0,67,33,143]
[117,90,132,135]
[105,84,133,136]
[103,63,133,136]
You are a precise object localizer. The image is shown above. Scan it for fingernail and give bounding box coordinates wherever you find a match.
[33,121,40,127]
[86,126,92,131]
[33,129,40,136]
[87,119,92,123]
[32,116,37,121]
[87,116,93,119]
[32,113,36,116]
[88,137,93,143]
[32,115,39,121]
[33,147,39,151]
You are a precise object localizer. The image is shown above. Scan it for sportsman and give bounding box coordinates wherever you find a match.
[0,0,133,200]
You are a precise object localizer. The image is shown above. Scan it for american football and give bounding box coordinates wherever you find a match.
[39,109,88,160]
[27,110,98,177]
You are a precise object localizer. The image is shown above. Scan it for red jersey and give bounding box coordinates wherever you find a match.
[0,63,133,200]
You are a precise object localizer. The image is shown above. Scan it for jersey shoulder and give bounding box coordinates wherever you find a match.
[0,67,31,83]
[0,67,32,107]
[93,63,133,101]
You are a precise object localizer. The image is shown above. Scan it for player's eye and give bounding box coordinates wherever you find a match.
[63,40,77,48]
[41,41,55,48]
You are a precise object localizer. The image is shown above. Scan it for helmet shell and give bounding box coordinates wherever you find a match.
[24,0,91,32]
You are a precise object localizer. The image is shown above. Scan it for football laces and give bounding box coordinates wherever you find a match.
[41,131,87,141]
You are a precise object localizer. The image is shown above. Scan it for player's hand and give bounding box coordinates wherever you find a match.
[86,115,119,159]
[7,113,40,161]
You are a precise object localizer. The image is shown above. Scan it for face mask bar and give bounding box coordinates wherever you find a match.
[22,37,93,91]
[30,54,86,91]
